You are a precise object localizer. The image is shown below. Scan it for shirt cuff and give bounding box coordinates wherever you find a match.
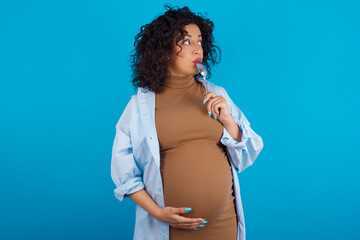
[220,117,249,148]
[114,177,145,201]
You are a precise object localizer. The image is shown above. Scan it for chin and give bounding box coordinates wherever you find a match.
[191,66,200,74]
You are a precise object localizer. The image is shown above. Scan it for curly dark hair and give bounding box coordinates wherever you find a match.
[129,4,221,93]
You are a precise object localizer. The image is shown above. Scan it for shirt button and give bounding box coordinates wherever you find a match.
[150,136,153,140]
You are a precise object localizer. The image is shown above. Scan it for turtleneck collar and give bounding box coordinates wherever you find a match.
[164,74,196,89]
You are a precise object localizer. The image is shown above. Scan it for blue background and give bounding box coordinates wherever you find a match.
[1,0,359,239]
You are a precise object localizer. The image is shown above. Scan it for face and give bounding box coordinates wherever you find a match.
[167,24,203,77]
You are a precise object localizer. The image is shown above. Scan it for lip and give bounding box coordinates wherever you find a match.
[192,58,202,64]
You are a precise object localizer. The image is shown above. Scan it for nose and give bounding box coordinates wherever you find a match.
[193,44,202,55]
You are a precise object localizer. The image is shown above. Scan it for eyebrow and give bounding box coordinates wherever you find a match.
[185,34,202,38]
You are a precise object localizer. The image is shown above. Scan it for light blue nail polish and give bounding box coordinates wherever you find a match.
[193,228,198,230]
[213,115,217,120]
[201,219,206,222]
[199,225,205,227]
[185,208,192,212]
[208,111,211,117]
[216,113,219,116]
[203,221,208,223]
[203,98,206,104]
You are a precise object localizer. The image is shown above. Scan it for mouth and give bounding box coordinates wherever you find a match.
[192,58,202,64]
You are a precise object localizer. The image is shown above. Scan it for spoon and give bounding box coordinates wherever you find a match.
[196,63,209,94]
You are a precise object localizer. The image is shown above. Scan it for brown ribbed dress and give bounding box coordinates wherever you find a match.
[155,75,238,240]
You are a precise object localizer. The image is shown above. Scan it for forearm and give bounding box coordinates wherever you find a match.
[222,116,242,142]
[127,188,162,219]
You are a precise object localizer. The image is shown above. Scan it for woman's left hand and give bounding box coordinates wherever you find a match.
[203,92,233,125]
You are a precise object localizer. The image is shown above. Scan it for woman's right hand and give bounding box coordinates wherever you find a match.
[154,207,206,230]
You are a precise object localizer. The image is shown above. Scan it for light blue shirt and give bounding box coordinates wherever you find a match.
[111,78,264,240]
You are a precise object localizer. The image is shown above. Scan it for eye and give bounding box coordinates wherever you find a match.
[182,39,202,46]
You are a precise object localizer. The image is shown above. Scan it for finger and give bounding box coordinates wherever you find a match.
[214,99,226,117]
[176,221,205,231]
[214,96,225,116]
[210,98,223,118]
[175,215,205,224]
[174,225,199,231]
[178,218,205,226]
[177,222,203,229]
[203,91,217,104]
[176,221,205,230]
[175,207,192,214]
[181,225,203,231]
[205,95,216,112]
[179,221,207,230]
[206,96,221,118]
[185,221,204,226]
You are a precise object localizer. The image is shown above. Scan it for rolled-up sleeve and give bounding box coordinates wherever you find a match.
[111,99,145,201]
[219,87,264,173]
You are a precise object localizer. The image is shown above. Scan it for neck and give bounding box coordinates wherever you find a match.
[165,74,196,89]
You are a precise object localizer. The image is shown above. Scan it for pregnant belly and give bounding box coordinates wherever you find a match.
[160,141,235,221]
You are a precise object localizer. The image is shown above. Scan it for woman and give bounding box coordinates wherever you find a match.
[111,5,263,240]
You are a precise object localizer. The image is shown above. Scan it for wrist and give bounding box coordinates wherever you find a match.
[222,116,243,142]
[222,116,235,128]
[152,206,163,220]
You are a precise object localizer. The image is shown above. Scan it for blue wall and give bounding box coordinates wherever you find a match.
[1,0,359,239]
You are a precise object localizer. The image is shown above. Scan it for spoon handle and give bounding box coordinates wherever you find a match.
[203,76,209,94]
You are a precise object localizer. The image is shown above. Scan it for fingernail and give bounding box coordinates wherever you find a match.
[203,98,206,104]
[203,221,208,223]
[213,115,217,119]
[199,225,205,227]
[216,113,219,116]
[208,111,211,117]
[185,208,192,212]
[193,228,198,230]
[201,219,206,222]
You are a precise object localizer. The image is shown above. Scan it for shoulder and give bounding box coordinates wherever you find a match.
[130,93,138,104]
[122,93,138,111]
[116,93,138,128]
